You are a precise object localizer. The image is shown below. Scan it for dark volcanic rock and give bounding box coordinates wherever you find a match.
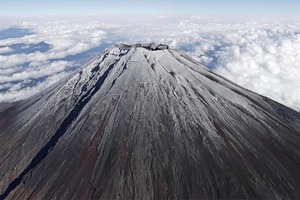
[1,44,300,199]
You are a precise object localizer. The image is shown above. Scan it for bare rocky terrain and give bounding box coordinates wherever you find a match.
[1,44,300,199]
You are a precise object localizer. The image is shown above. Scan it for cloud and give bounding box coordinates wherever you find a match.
[0,21,107,68]
[0,46,13,53]
[0,71,68,102]
[0,16,300,112]
[0,19,107,103]
[212,28,300,111]
[0,61,72,83]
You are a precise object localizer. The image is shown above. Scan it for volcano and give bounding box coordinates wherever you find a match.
[1,43,300,199]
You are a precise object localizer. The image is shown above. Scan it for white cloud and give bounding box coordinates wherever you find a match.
[0,46,12,53]
[0,71,68,102]
[0,16,300,112]
[204,22,300,111]
[0,19,108,103]
[0,61,72,83]
[0,21,107,68]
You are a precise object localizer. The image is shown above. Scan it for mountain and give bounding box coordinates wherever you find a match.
[1,43,300,199]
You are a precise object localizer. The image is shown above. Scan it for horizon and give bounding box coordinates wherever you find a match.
[0,0,299,18]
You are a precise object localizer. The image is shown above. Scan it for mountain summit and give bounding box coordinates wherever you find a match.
[1,44,300,199]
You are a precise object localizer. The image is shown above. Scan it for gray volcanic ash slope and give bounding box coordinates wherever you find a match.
[1,44,300,199]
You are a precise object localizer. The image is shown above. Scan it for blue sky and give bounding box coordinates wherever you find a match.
[0,0,299,17]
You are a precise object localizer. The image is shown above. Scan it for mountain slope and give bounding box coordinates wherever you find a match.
[1,44,300,199]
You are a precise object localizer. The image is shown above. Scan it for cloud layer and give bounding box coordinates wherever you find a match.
[0,19,107,102]
[0,16,300,111]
